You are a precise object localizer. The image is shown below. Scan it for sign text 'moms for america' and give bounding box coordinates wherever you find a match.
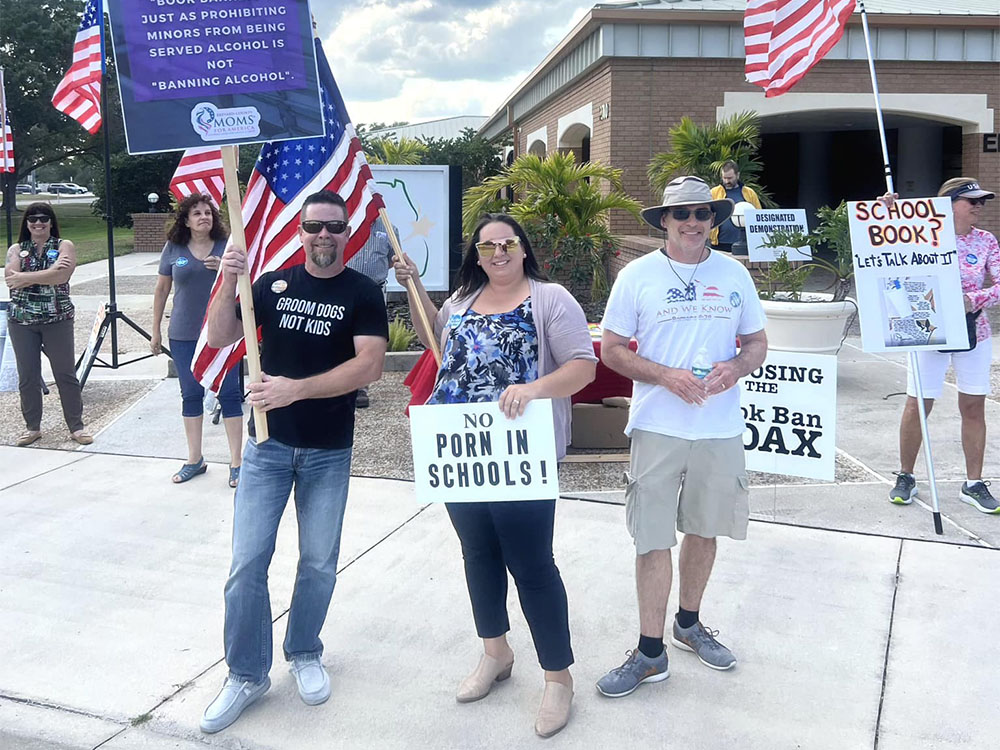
[849,197,966,352]
[740,351,837,481]
[409,401,560,503]
[108,0,324,154]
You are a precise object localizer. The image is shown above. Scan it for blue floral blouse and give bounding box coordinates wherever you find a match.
[428,298,539,404]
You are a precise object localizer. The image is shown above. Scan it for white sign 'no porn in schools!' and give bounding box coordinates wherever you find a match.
[409,399,560,503]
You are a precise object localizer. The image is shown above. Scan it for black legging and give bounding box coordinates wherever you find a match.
[446,499,573,671]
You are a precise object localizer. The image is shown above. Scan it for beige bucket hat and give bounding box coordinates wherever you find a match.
[641,175,735,230]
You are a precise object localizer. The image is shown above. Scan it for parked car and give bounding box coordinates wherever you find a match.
[15,184,33,194]
[48,182,89,195]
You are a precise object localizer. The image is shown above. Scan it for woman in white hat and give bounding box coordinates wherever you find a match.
[887,178,999,513]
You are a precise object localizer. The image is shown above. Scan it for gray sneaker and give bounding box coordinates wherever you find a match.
[889,472,917,505]
[596,649,669,698]
[671,621,736,671]
[200,675,270,734]
[960,481,1000,514]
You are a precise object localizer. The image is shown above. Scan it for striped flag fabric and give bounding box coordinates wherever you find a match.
[191,38,385,392]
[170,147,225,207]
[745,0,855,97]
[52,0,103,134]
[1,69,14,173]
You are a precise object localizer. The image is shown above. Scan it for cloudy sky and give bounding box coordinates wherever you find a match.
[315,0,601,126]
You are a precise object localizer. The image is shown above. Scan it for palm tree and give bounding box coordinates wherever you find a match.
[647,111,773,206]
[463,151,642,299]
[367,137,427,165]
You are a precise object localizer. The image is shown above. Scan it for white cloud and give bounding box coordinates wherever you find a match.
[321,0,595,124]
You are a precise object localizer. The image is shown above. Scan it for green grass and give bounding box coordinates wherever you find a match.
[4,201,133,267]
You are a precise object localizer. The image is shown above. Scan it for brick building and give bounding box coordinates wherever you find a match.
[479,0,1000,240]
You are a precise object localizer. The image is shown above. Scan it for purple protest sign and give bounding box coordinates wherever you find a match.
[107,0,324,153]
[121,1,306,101]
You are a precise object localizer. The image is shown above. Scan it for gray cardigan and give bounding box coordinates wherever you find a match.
[433,278,597,459]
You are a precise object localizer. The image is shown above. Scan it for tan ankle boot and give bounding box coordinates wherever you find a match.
[456,653,514,703]
[535,681,573,738]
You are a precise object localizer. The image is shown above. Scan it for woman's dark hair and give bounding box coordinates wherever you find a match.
[18,202,60,243]
[166,193,228,245]
[454,214,548,299]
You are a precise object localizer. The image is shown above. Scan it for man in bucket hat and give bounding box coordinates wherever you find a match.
[596,175,768,697]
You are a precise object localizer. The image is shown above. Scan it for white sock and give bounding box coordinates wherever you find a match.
[966,478,983,488]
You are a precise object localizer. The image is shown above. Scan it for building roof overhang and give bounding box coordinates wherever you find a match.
[479,1,999,139]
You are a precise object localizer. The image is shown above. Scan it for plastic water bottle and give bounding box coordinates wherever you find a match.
[691,346,712,379]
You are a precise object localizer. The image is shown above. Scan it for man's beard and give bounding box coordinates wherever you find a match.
[309,244,337,268]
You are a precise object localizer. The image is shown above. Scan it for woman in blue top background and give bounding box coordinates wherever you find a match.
[151,194,243,486]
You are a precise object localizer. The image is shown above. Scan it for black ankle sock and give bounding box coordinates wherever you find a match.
[637,635,663,659]
[676,608,699,629]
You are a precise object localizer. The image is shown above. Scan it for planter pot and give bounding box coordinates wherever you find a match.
[761,293,856,354]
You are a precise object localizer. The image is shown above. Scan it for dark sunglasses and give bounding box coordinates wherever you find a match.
[955,196,988,206]
[26,214,52,224]
[668,207,714,222]
[301,219,348,235]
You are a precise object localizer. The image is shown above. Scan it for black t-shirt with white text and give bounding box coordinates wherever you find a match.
[245,265,388,449]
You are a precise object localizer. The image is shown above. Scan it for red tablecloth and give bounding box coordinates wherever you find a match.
[571,339,636,404]
[403,339,635,414]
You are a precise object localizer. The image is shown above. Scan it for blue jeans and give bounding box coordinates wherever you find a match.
[223,437,352,683]
[170,338,243,418]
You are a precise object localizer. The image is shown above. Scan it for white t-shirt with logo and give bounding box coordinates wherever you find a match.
[601,249,766,440]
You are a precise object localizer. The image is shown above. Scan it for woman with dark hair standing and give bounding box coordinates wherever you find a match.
[394,214,596,738]
[5,202,91,446]
[151,194,243,486]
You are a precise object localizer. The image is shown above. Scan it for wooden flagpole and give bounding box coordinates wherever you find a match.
[379,207,441,367]
[221,145,269,443]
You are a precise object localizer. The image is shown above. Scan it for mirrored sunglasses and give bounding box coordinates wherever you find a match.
[26,214,52,224]
[475,237,523,258]
[301,219,348,234]
[667,207,714,222]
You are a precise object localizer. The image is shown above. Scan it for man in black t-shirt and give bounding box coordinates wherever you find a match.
[200,190,388,734]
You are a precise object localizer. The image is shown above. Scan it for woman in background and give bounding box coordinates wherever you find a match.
[151,194,243,486]
[5,202,91,447]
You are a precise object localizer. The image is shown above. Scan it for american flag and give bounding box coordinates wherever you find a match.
[170,147,225,207]
[1,69,14,173]
[191,38,385,391]
[52,0,103,134]
[745,0,855,97]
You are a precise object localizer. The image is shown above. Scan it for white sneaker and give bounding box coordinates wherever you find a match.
[290,655,331,705]
[200,675,270,734]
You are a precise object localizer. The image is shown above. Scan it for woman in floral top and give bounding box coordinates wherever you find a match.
[889,178,1000,513]
[4,203,91,447]
[395,214,596,738]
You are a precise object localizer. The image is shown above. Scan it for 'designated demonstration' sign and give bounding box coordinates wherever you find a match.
[741,351,837,481]
[409,400,560,503]
[849,198,966,352]
[107,0,324,154]
[746,208,811,263]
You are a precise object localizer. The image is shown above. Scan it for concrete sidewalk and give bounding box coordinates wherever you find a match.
[1,450,997,749]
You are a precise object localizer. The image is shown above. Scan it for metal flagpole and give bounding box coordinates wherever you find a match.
[859,0,943,535]
[75,5,161,387]
[1,68,13,248]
